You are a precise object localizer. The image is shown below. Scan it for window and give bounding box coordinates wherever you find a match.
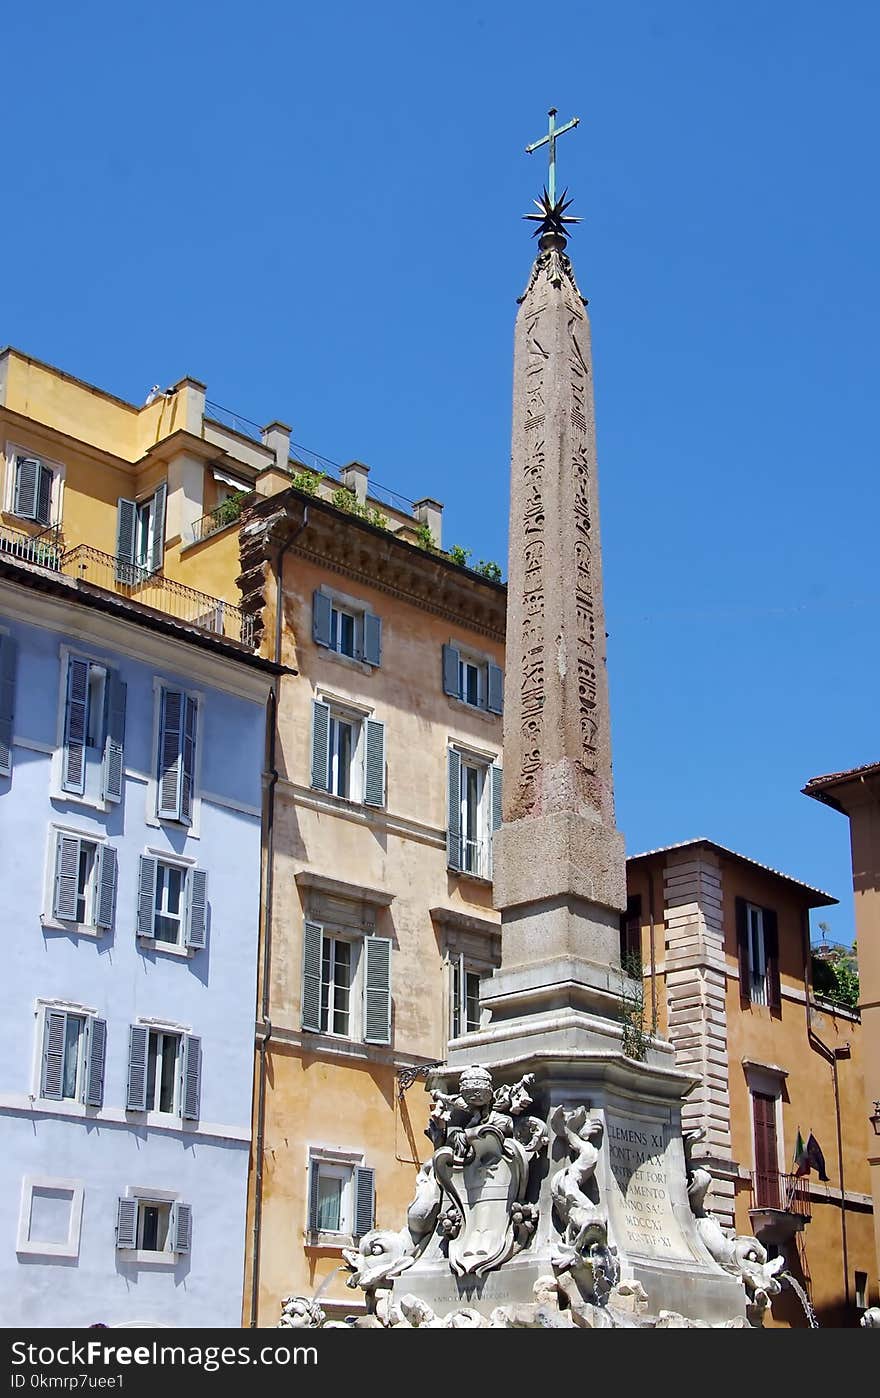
[619,894,642,972]
[442,643,503,715]
[312,590,382,668]
[311,698,385,808]
[0,631,18,779]
[451,957,482,1038]
[302,922,392,1046]
[855,1271,868,1310]
[49,831,117,932]
[136,856,207,950]
[751,1090,781,1208]
[307,1155,374,1241]
[9,453,57,527]
[447,748,502,878]
[115,485,167,581]
[157,687,198,825]
[59,654,127,804]
[116,1195,191,1258]
[736,898,781,1011]
[126,1025,201,1120]
[39,1008,106,1108]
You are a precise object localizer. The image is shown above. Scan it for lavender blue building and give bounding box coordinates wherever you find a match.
[0,554,273,1326]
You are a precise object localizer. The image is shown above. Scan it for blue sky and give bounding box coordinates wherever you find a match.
[4,2,877,943]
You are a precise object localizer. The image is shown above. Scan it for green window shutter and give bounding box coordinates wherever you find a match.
[363,936,392,1046]
[102,670,127,804]
[158,688,183,818]
[363,718,386,807]
[136,856,158,938]
[171,1202,192,1254]
[312,591,333,648]
[353,1166,375,1239]
[442,644,461,698]
[62,658,90,795]
[13,457,40,519]
[487,663,504,715]
[116,1197,138,1250]
[307,1158,321,1233]
[185,868,208,949]
[301,921,323,1033]
[150,482,167,575]
[490,763,503,871]
[41,1009,67,1099]
[0,633,17,777]
[126,1025,149,1111]
[85,1016,107,1107]
[180,695,198,825]
[115,498,138,583]
[310,700,330,792]
[95,845,118,931]
[362,612,382,668]
[181,1035,201,1120]
[765,907,781,1012]
[35,464,53,527]
[53,833,81,922]
[446,748,462,871]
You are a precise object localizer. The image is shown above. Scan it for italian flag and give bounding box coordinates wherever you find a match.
[794,1128,810,1177]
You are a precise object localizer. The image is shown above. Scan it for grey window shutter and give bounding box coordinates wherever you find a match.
[181,1035,201,1120]
[171,1201,192,1254]
[62,658,90,795]
[362,612,382,667]
[307,1158,321,1233]
[126,1025,149,1111]
[136,855,158,938]
[180,695,197,825]
[487,663,504,715]
[0,633,16,777]
[13,457,40,519]
[95,844,118,931]
[102,670,127,803]
[447,748,462,870]
[353,1166,375,1238]
[116,1197,138,1249]
[36,465,53,527]
[442,644,461,698]
[85,1016,107,1107]
[310,699,330,792]
[41,1009,67,1099]
[312,590,333,648]
[158,688,183,818]
[185,868,208,949]
[150,481,167,575]
[53,832,81,922]
[115,498,138,582]
[363,936,392,1046]
[301,921,323,1033]
[491,764,503,832]
[363,718,386,808]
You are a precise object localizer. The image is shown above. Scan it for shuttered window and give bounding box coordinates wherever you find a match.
[736,898,781,1012]
[40,1009,106,1107]
[307,1157,374,1239]
[126,1026,199,1119]
[752,1091,781,1208]
[302,923,392,1045]
[116,485,166,580]
[353,1166,375,1238]
[312,699,385,808]
[61,657,126,803]
[116,1198,192,1254]
[363,719,385,807]
[0,633,17,778]
[51,832,117,931]
[312,591,382,667]
[441,644,503,714]
[363,936,392,1045]
[447,750,501,879]
[136,857,207,949]
[157,687,198,824]
[451,956,482,1039]
[13,455,54,526]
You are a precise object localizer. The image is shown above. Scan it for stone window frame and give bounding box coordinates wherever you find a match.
[314,583,380,676]
[119,1184,185,1267]
[40,820,112,938]
[17,1175,84,1260]
[431,907,501,1050]
[304,1145,366,1250]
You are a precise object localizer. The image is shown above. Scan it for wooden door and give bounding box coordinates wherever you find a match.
[752,1091,780,1207]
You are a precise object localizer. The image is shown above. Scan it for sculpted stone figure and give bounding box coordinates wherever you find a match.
[549,1105,618,1302]
[341,1158,441,1312]
[277,1296,326,1328]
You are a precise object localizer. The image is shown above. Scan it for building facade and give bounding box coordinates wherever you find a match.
[625,838,876,1326]
[804,762,880,1289]
[0,554,271,1325]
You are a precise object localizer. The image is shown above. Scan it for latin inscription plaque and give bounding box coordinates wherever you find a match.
[604,1111,697,1262]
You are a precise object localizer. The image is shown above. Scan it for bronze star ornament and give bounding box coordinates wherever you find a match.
[523,187,581,239]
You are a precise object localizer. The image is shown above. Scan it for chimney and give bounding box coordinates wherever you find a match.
[413,497,443,549]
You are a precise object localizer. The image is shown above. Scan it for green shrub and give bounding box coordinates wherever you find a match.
[448,544,472,567]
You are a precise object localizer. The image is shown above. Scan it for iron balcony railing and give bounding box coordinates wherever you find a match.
[59,546,254,647]
[750,1170,811,1216]
[0,522,63,570]
[189,494,249,545]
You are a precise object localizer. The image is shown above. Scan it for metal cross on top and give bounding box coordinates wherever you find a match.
[525,108,580,205]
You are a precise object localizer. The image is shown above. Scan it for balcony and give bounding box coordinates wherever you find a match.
[189,493,250,546]
[748,1171,811,1246]
[0,522,63,570]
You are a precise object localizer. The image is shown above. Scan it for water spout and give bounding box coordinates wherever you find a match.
[312,1264,344,1302]
[779,1271,819,1328]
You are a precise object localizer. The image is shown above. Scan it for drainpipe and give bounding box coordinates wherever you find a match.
[647,864,658,1032]
[249,507,309,1328]
[803,908,851,1313]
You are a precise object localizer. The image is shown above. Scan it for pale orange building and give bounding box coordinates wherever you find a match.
[803,762,880,1293]
[625,838,876,1326]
